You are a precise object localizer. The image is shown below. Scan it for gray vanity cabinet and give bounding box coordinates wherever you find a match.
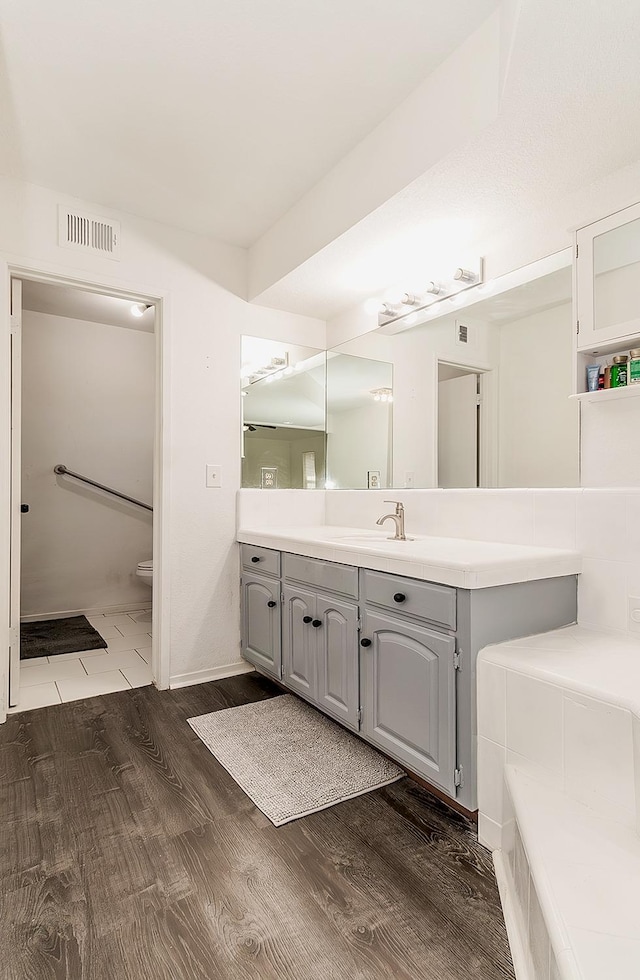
[282,585,316,700]
[240,544,282,680]
[360,609,457,796]
[282,585,359,731]
[241,574,282,679]
[315,594,359,730]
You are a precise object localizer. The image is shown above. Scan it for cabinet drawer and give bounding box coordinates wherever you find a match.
[241,544,280,578]
[362,570,456,630]
[283,553,358,599]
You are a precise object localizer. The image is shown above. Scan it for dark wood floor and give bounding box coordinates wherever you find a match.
[0,673,514,980]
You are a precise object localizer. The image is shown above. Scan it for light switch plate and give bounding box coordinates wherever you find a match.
[628,596,640,632]
[206,464,222,488]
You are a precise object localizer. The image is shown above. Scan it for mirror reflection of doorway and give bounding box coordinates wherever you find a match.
[437,364,481,489]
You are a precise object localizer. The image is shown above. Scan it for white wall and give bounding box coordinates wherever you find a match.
[327,401,391,489]
[21,310,154,617]
[0,176,326,704]
[498,302,579,487]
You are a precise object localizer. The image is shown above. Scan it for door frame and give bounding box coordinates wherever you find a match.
[435,358,498,488]
[0,261,172,721]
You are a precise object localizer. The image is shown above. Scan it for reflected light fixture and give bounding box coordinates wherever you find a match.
[371,387,393,403]
[131,303,152,317]
[453,268,479,284]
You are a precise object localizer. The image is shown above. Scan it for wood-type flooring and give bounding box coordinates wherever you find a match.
[0,672,515,980]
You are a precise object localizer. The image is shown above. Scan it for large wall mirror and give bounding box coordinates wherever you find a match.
[240,249,580,489]
[241,338,326,489]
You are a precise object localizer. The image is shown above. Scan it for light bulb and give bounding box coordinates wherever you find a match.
[373,394,381,401]
[131,303,147,317]
[388,394,394,403]
[426,281,442,295]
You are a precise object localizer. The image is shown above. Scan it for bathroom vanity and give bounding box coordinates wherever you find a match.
[238,526,581,812]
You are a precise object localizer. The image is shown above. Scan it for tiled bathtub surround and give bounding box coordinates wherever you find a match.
[238,488,640,634]
[477,626,640,980]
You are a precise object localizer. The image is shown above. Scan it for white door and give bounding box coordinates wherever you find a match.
[438,372,478,489]
[9,278,22,706]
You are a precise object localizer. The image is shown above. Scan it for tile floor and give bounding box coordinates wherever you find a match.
[10,608,153,712]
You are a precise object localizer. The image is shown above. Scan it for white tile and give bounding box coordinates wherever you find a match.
[121,662,153,688]
[534,491,578,550]
[528,882,550,980]
[11,682,61,711]
[487,491,536,546]
[133,635,152,651]
[477,813,502,851]
[237,488,271,528]
[135,647,150,663]
[513,824,530,923]
[56,670,131,703]
[127,609,152,625]
[576,489,629,562]
[114,618,154,637]
[578,558,629,631]
[20,658,86,687]
[563,692,635,816]
[99,613,136,624]
[46,647,111,662]
[506,673,563,776]
[477,661,506,745]
[104,633,148,653]
[85,615,106,627]
[478,736,506,825]
[82,649,146,675]
[20,656,49,668]
[89,623,122,640]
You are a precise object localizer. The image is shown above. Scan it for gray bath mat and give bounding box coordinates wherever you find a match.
[188,693,403,826]
[20,615,108,660]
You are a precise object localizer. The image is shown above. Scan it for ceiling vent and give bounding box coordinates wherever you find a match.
[58,206,120,259]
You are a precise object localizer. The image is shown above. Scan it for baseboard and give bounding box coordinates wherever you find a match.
[169,661,255,689]
[21,599,152,623]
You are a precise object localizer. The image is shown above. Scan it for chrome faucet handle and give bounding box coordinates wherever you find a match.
[383,500,404,512]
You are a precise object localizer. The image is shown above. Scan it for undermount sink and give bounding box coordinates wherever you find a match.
[334,532,416,543]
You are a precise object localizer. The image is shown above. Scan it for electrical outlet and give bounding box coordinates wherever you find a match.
[628,596,640,633]
[206,464,222,488]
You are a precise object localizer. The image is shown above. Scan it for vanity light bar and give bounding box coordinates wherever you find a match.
[374,259,484,329]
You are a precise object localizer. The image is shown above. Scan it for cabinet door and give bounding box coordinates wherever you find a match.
[577,202,640,350]
[241,575,281,679]
[282,586,317,701]
[315,594,359,731]
[360,610,457,796]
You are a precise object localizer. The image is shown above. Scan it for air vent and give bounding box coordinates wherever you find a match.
[455,319,474,347]
[457,322,468,344]
[58,206,120,259]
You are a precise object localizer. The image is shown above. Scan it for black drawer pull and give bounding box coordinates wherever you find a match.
[267,600,277,608]
[393,592,406,603]
[251,555,261,563]
[360,638,372,647]
[312,619,322,628]
[302,615,313,624]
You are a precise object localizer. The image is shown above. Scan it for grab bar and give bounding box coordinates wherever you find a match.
[54,464,153,512]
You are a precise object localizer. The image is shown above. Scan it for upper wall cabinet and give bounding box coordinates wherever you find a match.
[576,201,640,354]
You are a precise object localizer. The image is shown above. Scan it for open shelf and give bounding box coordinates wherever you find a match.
[571,383,640,403]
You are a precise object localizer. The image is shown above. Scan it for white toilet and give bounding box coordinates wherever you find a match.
[135,559,153,587]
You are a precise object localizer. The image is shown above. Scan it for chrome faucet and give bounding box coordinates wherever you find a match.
[376,500,407,541]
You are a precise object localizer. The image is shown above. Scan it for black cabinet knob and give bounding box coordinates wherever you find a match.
[312,619,322,628]
[267,600,277,608]
[393,592,406,603]
[360,638,372,647]
[20,504,29,514]
[302,615,313,624]
[251,555,260,563]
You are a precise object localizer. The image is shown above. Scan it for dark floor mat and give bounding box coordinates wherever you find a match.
[20,615,108,660]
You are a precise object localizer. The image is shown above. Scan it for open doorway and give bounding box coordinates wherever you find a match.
[437,362,482,489]
[9,279,157,710]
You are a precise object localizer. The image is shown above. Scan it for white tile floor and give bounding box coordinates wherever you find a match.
[10,608,153,712]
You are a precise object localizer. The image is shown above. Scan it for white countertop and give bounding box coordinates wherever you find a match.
[237,525,581,589]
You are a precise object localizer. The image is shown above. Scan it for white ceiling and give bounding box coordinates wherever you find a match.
[2,0,640,323]
[0,0,497,247]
